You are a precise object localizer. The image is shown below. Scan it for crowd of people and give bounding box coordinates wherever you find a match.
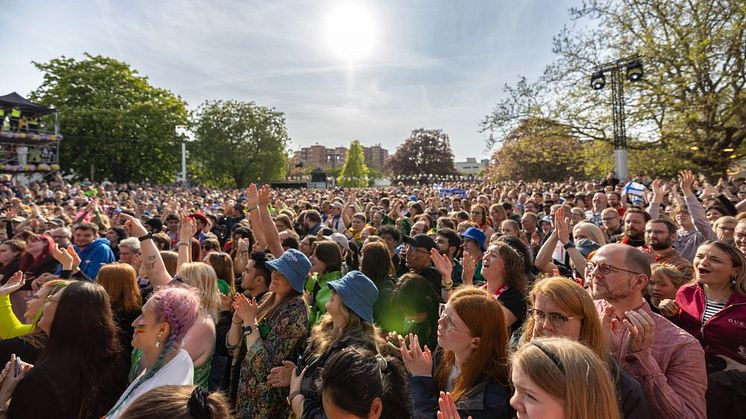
[0,169,743,418]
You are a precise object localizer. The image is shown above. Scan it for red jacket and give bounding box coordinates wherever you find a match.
[673,283,746,363]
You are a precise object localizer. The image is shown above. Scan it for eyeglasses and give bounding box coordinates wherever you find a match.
[169,276,185,285]
[529,309,578,328]
[586,261,641,276]
[45,295,60,305]
[438,303,470,334]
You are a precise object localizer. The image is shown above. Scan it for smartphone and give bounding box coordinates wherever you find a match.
[295,354,303,375]
[14,356,21,377]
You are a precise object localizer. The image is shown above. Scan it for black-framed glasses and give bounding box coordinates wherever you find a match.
[169,276,185,285]
[586,261,641,276]
[529,309,578,328]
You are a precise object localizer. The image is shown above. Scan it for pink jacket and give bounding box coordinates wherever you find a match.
[673,283,746,363]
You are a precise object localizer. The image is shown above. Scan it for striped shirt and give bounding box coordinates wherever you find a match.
[702,299,727,323]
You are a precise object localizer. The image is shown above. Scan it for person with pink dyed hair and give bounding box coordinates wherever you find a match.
[105,286,201,418]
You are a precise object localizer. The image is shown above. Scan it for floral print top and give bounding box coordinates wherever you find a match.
[235,295,309,419]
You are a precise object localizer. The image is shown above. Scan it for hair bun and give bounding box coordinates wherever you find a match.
[375,354,388,372]
[187,387,211,419]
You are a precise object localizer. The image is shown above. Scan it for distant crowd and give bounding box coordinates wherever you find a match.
[0,169,742,418]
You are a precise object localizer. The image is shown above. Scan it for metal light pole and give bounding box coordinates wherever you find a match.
[590,57,643,180]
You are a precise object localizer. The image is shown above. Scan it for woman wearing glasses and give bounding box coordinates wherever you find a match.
[402,287,513,419]
[518,276,650,419]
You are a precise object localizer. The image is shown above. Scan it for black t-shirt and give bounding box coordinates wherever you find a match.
[497,287,527,336]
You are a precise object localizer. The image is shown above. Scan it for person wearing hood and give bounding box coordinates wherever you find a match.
[73,222,115,279]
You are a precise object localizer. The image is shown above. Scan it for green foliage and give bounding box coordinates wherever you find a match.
[388,128,458,176]
[482,0,746,178]
[337,140,369,187]
[581,140,692,179]
[487,119,584,182]
[190,100,289,188]
[30,53,188,183]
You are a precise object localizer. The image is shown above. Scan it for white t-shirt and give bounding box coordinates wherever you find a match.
[107,349,194,418]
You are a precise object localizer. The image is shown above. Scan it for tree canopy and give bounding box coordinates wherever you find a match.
[189,100,288,188]
[482,0,745,177]
[30,53,188,183]
[387,128,458,177]
[337,140,369,188]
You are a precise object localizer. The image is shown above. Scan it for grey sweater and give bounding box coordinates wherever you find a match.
[648,194,716,262]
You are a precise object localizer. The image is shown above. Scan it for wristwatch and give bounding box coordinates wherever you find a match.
[137,233,153,242]
[563,241,575,250]
[242,324,256,336]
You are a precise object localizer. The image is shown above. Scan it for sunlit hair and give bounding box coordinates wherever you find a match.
[174,262,221,319]
[484,243,527,292]
[651,263,689,289]
[511,337,621,419]
[521,277,605,360]
[120,287,201,415]
[18,233,55,272]
[572,222,607,246]
[205,252,235,295]
[489,204,507,224]
[314,240,343,274]
[29,279,71,327]
[695,241,746,295]
[308,301,383,360]
[0,239,25,257]
[160,251,178,276]
[120,385,232,419]
[97,263,143,314]
[436,287,509,402]
[361,241,394,280]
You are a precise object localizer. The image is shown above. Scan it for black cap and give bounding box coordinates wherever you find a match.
[402,234,436,252]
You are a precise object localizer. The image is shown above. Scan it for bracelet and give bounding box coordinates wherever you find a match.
[441,281,453,290]
[177,242,191,247]
[286,391,303,406]
[231,319,242,325]
[137,233,153,242]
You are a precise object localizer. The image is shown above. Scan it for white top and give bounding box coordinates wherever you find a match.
[106,349,194,418]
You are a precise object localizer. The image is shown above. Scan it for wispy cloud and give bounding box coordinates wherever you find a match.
[0,0,578,159]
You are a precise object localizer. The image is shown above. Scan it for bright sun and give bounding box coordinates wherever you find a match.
[324,1,377,63]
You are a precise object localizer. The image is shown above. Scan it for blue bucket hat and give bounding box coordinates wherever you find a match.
[327,271,379,323]
[265,249,311,293]
[460,226,486,251]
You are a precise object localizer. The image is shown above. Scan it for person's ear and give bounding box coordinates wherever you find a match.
[368,397,383,419]
[470,336,481,349]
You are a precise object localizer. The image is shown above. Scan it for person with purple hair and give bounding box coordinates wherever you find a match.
[105,286,201,418]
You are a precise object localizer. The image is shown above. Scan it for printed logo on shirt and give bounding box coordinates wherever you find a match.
[727,318,746,329]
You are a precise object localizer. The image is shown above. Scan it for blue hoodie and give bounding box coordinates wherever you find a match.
[75,238,115,279]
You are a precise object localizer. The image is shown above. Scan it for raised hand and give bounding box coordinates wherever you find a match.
[258,185,272,207]
[0,271,25,296]
[461,252,476,286]
[51,244,73,268]
[623,309,655,353]
[438,391,472,419]
[430,248,453,283]
[232,293,258,325]
[66,245,81,272]
[678,170,695,197]
[600,305,623,353]
[657,299,679,317]
[245,184,259,209]
[554,207,570,244]
[400,333,433,377]
[179,214,197,241]
[119,213,148,238]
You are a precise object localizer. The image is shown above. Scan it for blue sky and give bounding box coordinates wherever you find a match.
[0,0,578,161]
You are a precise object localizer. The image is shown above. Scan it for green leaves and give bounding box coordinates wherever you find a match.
[337,140,369,187]
[31,54,187,183]
[189,100,289,188]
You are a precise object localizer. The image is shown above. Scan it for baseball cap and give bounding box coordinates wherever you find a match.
[402,234,436,252]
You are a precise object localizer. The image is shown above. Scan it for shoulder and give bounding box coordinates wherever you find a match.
[650,310,702,348]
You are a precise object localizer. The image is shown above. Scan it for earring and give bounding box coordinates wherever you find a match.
[155,332,162,349]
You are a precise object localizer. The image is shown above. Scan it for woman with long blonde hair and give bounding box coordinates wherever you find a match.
[510,337,621,419]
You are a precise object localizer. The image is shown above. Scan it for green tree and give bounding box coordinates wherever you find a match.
[30,54,188,183]
[482,0,746,177]
[487,119,584,182]
[190,100,288,188]
[337,140,369,187]
[388,128,458,177]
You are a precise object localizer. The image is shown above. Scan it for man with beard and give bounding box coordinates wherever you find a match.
[590,244,706,419]
[645,219,693,279]
[601,207,624,240]
[609,207,650,247]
